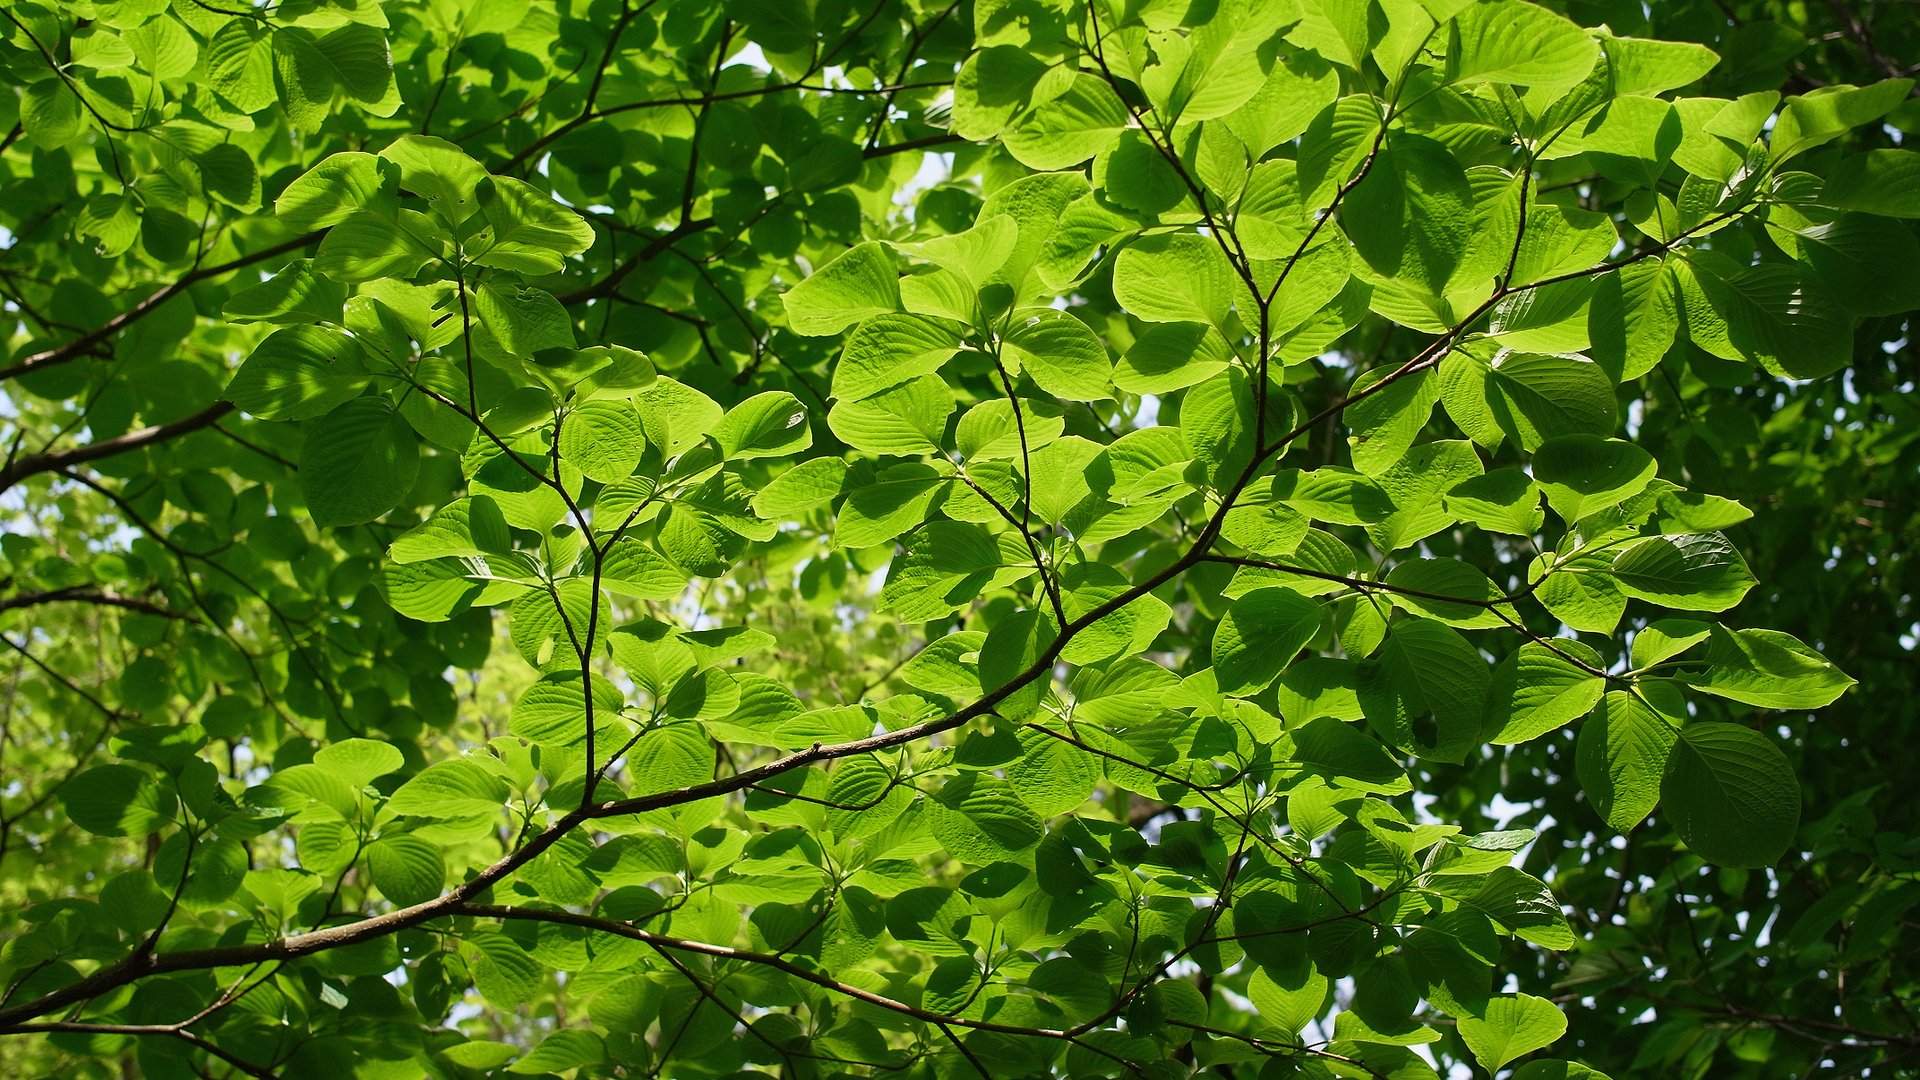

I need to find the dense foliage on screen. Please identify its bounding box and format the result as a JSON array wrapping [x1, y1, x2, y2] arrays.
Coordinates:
[[1, 0, 1915, 1076]]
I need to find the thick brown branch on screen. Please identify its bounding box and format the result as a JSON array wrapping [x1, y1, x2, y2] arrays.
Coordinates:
[[0, 233, 321, 382], [0, 586, 192, 621], [0, 401, 235, 493]]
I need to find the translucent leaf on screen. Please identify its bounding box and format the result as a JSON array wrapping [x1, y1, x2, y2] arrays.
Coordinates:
[[1113, 233, 1241, 328], [785, 243, 902, 336], [1447, 1, 1598, 89], [1001, 73, 1130, 171], [1457, 993, 1568, 1070], [313, 738, 404, 786], [300, 397, 420, 527], [387, 759, 511, 819], [926, 773, 1043, 863], [380, 134, 489, 222], [1001, 308, 1111, 401], [507, 1031, 606, 1075], [1532, 435, 1655, 523], [978, 608, 1057, 720], [1212, 588, 1326, 696], [833, 314, 962, 402], [60, 765, 173, 837], [1818, 149, 1920, 218], [223, 260, 348, 325], [1609, 533, 1756, 612], [275, 152, 394, 231], [1357, 615, 1489, 763], [367, 833, 445, 905], [1486, 642, 1605, 744], [1683, 626, 1855, 710], [713, 392, 811, 460], [224, 325, 369, 421], [1248, 963, 1328, 1035], [1576, 691, 1676, 833], [471, 175, 595, 274], [1670, 253, 1852, 379]]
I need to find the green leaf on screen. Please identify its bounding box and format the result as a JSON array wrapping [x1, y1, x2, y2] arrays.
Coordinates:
[[314, 209, 440, 282], [367, 833, 445, 905], [272, 25, 396, 129], [832, 465, 944, 548], [201, 145, 257, 207], [472, 175, 595, 274], [475, 280, 575, 360], [224, 325, 370, 421], [1670, 253, 1852, 379], [1368, 440, 1485, 551], [1248, 964, 1329, 1035], [1589, 259, 1680, 381], [1457, 993, 1568, 1070], [713, 392, 811, 460], [978, 608, 1057, 721], [389, 497, 510, 564], [1602, 33, 1719, 95], [1344, 135, 1475, 296], [879, 522, 1016, 623], [900, 633, 988, 700], [833, 314, 962, 402], [1357, 616, 1489, 763], [1462, 867, 1577, 950], [511, 672, 622, 746], [224, 260, 348, 326], [625, 724, 716, 797], [893, 215, 1019, 289], [1818, 149, 1920, 218], [1771, 80, 1909, 159], [1346, 367, 1439, 475], [1661, 722, 1801, 867], [599, 540, 691, 600], [380, 134, 489, 222], [60, 765, 173, 837], [1002, 73, 1131, 170], [274, 151, 393, 231], [1576, 691, 1676, 833], [1445, 470, 1543, 535], [926, 773, 1043, 864], [1007, 728, 1098, 818], [20, 79, 82, 149], [752, 458, 848, 517], [388, 759, 511, 819], [827, 377, 952, 457], [1683, 626, 1855, 710], [1212, 588, 1326, 696], [507, 1031, 606, 1075], [469, 932, 541, 1005], [1112, 233, 1241, 328], [298, 397, 420, 527], [785, 243, 902, 336], [1763, 202, 1920, 318], [313, 738, 404, 787], [1001, 308, 1111, 401], [1448, 1, 1598, 89], [1609, 533, 1756, 612], [557, 401, 646, 484], [1474, 353, 1617, 450], [1532, 435, 1656, 523], [1486, 642, 1605, 744]]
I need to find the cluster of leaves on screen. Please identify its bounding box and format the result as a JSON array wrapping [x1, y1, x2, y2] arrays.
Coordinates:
[[0, 0, 1913, 1077]]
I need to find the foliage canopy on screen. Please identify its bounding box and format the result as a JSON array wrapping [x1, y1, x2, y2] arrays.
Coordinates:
[[0, 0, 1915, 1077]]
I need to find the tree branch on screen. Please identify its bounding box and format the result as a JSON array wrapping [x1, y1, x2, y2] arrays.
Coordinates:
[[0, 233, 321, 383]]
